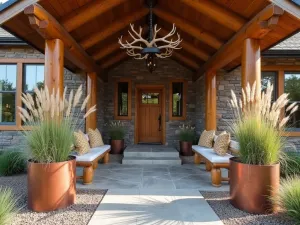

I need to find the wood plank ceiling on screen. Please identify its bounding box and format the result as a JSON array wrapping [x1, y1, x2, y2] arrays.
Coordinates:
[[1, 0, 300, 79]]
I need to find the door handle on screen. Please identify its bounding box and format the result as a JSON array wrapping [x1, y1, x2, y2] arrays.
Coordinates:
[[158, 114, 161, 131]]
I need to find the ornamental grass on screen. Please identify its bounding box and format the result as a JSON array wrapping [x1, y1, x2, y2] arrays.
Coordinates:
[[19, 85, 96, 163], [0, 187, 18, 225], [178, 124, 195, 142], [229, 82, 298, 165], [0, 151, 26, 176], [106, 121, 126, 140]]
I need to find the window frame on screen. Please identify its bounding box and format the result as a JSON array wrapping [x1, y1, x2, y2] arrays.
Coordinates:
[[169, 79, 187, 121], [262, 65, 300, 137], [0, 58, 44, 131], [114, 78, 132, 120]]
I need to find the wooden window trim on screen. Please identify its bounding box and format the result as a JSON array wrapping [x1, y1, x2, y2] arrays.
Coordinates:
[[0, 59, 45, 131], [169, 79, 187, 121], [262, 65, 300, 137], [114, 78, 132, 120]]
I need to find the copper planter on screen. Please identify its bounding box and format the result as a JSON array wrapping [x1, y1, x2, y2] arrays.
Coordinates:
[[27, 156, 76, 212], [230, 157, 280, 214], [179, 141, 194, 156], [110, 139, 124, 154]]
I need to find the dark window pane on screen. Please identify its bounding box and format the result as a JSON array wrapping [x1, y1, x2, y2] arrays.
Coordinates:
[[118, 82, 128, 116], [172, 82, 183, 117], [0, 64, 17, 91], [142, 93, 159, 104], [262, 71, 277, 100], [23, 64, 45, 92], [285, 72, 300, 131], [0, 93, 16, 123]]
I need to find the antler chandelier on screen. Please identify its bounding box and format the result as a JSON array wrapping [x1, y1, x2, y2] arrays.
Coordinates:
[[118, 0, 182, 73]]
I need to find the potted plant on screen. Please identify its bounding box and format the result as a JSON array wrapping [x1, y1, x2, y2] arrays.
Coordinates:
[[178, 124, 195, 156], [229, 82, 298, 214], [107, 121, 126, 154], [19, 85, 96, 212]]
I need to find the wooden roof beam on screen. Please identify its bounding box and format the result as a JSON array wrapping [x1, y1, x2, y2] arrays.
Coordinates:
[[61, 0, 127, 32], [24, 4, 101, 73], [101, 51, 128, 69], [80, 8, 148, 50], [194, 4, 284, 81], [153, 8, 224, 49], [181, 0, 246, 31], [172, 52, 200, 70], [269, 0, 300, 21], [159, 28, 210, 61]]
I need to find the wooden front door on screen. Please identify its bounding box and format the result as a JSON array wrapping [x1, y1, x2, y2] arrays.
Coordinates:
[[137, 89, 163, 143]]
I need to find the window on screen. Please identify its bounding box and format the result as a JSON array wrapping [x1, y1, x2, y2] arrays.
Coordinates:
[[262, 71, 278, 100], [114, 79, 131, 120], [285, 72, 300, 131], [0, 64, 17, 124], [142, 93, 159, 104], [23, 64, 45, 93], [169, 80, 187, 120]]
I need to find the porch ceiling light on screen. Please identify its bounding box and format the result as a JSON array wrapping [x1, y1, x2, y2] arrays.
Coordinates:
[[118, 0, 182, 73]]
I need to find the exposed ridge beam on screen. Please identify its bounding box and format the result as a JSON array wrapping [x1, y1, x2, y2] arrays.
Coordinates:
[[92, 27, 147, 61], [159, 28, 210, 61], [194, 4, 284, 81], [101, 51, 128, 69], [80, 8, 148, 50], [61, 0, 127, 32], [172, 52, 200, 70], [153, 8, 223, 49], [24, 4, 101, 73], [181, 0, 246, 31]]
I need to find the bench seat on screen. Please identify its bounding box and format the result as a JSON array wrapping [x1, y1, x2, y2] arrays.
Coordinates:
[[72, 145, 111, 162], [192, 145, 232, 163]]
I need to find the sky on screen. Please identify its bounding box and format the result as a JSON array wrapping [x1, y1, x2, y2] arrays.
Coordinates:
[[0, 0, 8, 3]]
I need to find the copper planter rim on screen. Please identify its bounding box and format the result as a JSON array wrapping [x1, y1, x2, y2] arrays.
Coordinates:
[[230, 157, 279, 167], [28, 155, 76, 165]]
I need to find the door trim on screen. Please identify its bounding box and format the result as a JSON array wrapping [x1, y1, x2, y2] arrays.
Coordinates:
[[135, 84, 166, 144]]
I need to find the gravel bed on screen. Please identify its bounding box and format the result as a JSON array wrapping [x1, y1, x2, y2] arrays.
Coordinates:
[[201, 191, 294, 225], [0, 174, 106, 225]]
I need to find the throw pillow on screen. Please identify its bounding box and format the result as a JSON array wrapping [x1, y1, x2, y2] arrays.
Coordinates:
[[88, 128, 104, 148], [214, 132, 231, 156], [74, 130, 90, 155], [198, 130, 215, 148]]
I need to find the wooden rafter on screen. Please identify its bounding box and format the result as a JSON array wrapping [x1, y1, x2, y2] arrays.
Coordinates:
[[0, 0, 39, 25], [24, 4, 100, 73], [61, 0, 127, 32], [153, 8, 224, 49], [269, 0, 300, 21], [80, 8, 148, 50], [159, 28, 210, 61], [194, 4, 284, 81], [181, 0, 246, 31], [101, 51, 128, 69], [172, 52, 200, 70]]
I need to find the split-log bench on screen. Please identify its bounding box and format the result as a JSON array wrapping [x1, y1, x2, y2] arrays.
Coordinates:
[[71, 145, 111, 184], [192, 139, 239, 187]]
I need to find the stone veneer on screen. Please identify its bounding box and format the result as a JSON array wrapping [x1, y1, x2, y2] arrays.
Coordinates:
[[0, 46, 86, 149]]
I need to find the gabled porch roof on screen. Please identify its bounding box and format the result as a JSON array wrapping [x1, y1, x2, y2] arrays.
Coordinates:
[[0, 0, 299, 81]]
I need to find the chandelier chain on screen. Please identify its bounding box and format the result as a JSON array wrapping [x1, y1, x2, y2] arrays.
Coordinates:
[[149, 0, 153, 41]]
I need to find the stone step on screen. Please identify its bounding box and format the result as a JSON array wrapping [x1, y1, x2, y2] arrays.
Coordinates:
[[122, 157, 182, 165], [124, 149, 179, 158]]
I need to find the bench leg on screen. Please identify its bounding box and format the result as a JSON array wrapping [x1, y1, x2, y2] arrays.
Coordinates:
[[194, 153, 201, 164], [103, 153, 109, 164], [83, 165, 94, 185], [93, 161, 99, 169], [206, 161, 212, 171], [211, 168, 221, 187]]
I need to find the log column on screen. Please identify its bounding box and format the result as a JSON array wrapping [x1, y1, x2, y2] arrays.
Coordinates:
[[86, 72, 97, 131], [45, 39, 64, 94], [205, 71, 217, 131], [242, 38, 261, 99]]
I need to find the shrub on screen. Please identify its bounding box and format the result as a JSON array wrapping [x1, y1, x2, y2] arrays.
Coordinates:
[[178, 124, 195, 142], [0, 187, 18, 225], [107, 121, 126, 140], [274, 177, 300, 224], [0, 151, 26, 176], [19, 85, 96, 163], [229, 82, 298, 165], [281, 152, 300, 177]]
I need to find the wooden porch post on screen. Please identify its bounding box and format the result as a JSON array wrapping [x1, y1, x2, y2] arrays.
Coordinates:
[[242, 38, 261, 98], [205, 71, 217, 130], [45, 39, 64, 95], [86, 72, 97, 131]]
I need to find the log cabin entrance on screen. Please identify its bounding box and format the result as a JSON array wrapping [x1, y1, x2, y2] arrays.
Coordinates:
[[135, 85, 165, 144]]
